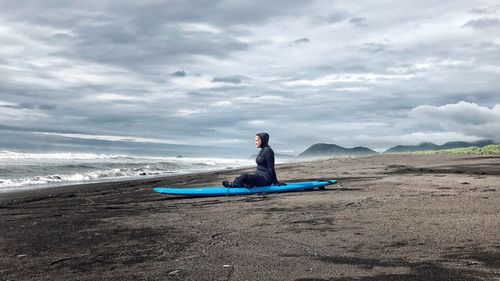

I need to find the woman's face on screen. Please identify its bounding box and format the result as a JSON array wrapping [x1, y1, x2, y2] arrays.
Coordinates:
[[255, 135, 262, 148]]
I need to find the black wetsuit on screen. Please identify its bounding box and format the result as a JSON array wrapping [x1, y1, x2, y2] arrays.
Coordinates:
[[232, 133, 279, 187]]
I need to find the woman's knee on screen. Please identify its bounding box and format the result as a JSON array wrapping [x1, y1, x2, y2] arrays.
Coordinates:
[[233, 173, 249, 187], [236, 173, 249, 181]]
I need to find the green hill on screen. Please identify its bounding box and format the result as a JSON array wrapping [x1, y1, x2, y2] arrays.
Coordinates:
[[413, 144, 500, 155], [385, 140, 494, 153]]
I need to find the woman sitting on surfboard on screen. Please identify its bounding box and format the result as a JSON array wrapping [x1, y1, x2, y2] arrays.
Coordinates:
[[223, 132, 283, 188]]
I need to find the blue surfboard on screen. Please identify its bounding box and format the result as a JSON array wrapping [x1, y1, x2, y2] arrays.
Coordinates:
[[154, 179, 337, 197]]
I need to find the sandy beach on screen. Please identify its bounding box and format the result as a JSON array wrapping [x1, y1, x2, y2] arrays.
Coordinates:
[[0, 154, 499, 281]]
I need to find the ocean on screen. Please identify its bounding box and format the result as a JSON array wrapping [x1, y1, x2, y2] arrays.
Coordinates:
[[0, 151, 254, 192]]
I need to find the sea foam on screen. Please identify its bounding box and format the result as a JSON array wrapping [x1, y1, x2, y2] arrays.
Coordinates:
[[0, 151, 254, 192]]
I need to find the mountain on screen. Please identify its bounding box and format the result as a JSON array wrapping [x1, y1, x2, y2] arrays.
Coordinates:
[[439, 140, 494, 149], [298, 143, 378, 158], [384, 140, 495, 153], [384, 142, 440, 153]]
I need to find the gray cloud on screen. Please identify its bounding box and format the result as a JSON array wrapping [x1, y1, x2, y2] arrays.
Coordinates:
[[0, 0, 310, 72], [360, 42, 389, 53], [462, 17, 500, 29], [410, 102, 500, 141], [291, 38, 310, 46], [1, 0, 310, 27], [469, 4, 500, 14], [212, 76, 242, 84], [172, 70, 187, 77], [310, 10, 350, 25], [349, 17, 368, 27], [1, 0, 499, 155], [59, 24, 250, 68], [2, 103, 56, 111], [0, 104, 24, 110]]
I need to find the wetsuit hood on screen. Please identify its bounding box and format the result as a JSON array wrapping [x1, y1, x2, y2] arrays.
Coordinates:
[[256, 132, 269, 148]]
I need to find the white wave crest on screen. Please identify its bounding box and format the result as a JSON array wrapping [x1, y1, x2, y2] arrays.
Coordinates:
[[0, 152, 255, 192]]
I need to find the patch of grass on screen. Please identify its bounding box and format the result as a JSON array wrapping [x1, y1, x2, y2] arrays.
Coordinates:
[[414, 144, 500, 155]]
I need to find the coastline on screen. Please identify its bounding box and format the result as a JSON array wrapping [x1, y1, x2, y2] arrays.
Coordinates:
[[0, 168, 249, 201], [0, 157, 321, 201], [0, 152, 257, 196], [1, 154, 499, 281], [0, 164, 257, 201]]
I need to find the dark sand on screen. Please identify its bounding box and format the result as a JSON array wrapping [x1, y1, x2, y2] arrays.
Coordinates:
[[1, 154, 499, 281]]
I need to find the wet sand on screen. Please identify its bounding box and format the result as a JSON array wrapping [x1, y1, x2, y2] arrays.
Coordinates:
[[1, 154, 499, 281]]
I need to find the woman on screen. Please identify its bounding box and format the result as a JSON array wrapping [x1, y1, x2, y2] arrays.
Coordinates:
[[223, 132, 282, 188]]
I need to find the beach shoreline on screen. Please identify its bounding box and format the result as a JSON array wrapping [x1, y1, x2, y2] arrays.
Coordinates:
[[0, 157, 319, 201], [0, 166, 251, 201], [1, 154, 499, 281]]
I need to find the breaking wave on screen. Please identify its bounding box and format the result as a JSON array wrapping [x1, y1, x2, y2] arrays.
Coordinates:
[[0, 151, 253, 192]]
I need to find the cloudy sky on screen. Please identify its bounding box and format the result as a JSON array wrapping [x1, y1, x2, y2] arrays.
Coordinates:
[[1, 0, 499, 156]]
